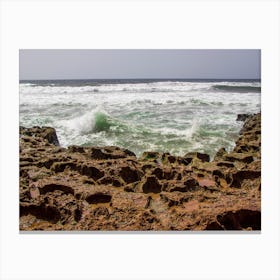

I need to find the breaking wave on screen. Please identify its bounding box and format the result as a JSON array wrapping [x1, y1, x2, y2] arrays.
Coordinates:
[[61, 110, 116, 134], [20, 79, 261, 157]]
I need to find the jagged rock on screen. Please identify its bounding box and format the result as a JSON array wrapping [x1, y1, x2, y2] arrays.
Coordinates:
[[40, 127, 60, 146], [214, 147, 227, 161], [141, 163, 155, 172], [228, 170, 261, 188], [90, 146, 136, 160], [162, 153, 177, 164], [141, 151, 161, 162], [19, 113, 261, 231], [51, 161, 77, 172], [152, 167, 175, 180], [141, 175, 162, 193], [68, 145, 85, 153], [236, 114, 251, 121], [224, 152, 254, 164], [184, 152, 210, 163], [119, 166, 142, 184], [20, 126, 59, 146]]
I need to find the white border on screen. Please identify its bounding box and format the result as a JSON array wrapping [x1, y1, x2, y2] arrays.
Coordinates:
[[1, 1, 280, 279]]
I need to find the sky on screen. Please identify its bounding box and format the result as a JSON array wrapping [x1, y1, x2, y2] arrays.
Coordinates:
[[19, 49, 261, 80]]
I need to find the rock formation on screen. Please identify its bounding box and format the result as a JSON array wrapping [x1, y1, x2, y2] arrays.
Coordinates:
[[19, 113, 261, 231]]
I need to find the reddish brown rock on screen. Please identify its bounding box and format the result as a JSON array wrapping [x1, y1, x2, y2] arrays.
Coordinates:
[[19, 113, 261, 231]]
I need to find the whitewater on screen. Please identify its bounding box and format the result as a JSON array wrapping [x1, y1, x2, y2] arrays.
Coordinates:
[[19, 79, 261, 158]]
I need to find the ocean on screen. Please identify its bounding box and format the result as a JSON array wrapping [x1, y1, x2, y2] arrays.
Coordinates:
[[19, 79, 261, 158]]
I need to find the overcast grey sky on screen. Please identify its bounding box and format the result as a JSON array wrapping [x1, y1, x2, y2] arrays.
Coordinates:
[[19, 49, 260, 80]]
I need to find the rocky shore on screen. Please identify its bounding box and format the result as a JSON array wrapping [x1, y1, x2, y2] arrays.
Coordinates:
[[19, 113, 261, 231]]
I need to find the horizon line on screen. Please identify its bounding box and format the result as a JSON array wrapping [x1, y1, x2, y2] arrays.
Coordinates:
[[19, 77, 261, 81]]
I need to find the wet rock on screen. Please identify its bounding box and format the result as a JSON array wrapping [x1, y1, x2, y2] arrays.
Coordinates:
[[236, 114, 251, 121]]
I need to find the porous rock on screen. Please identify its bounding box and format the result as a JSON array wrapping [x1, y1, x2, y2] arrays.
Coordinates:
[[19, 113, 261, 231]]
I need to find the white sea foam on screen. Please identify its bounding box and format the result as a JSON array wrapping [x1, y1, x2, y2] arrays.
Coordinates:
[[19, 80, 261, 157]]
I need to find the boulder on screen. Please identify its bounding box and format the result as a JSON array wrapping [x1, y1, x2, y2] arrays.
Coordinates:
[[40, 127, 60, 146], [20, 126, 59, 146]]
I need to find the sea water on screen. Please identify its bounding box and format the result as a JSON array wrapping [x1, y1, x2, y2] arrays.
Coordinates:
[[19, 79, 261, 158]]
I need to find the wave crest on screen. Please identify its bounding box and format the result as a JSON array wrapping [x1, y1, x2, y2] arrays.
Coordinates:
[[61, 110, 113, 135]]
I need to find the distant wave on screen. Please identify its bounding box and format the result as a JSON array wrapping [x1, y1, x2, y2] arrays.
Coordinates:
[[20, 80, 261, 95], [212, 85, 261, 93]]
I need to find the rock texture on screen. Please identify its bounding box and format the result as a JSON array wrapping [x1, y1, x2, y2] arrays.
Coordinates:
[[19, 114, 261, 231]]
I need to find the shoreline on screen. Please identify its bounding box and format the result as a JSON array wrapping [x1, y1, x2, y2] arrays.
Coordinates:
[[19, 113, 261, 231]]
